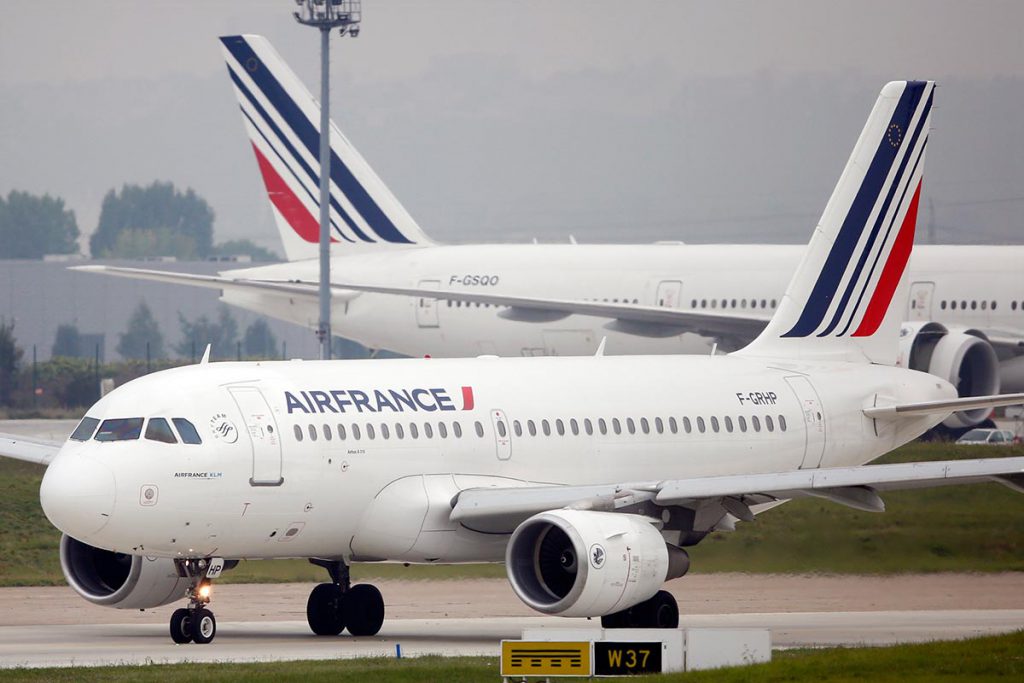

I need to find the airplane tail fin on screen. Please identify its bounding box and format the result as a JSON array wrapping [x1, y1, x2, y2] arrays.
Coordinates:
[[737, 81, 934, 365], [219, 35, 433, 262]]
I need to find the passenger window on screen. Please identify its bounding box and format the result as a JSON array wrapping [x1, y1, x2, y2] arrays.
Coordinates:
[[778, 415, 787, 432], [696, 417, 706, 433], [668, 417, 677, 434], [752, 416, 761, 432], [454, 422, 463, 438], [584, 419, 593, 436], [626, 418, 636, 434], [70, 416, 100, 441], [96, 417, 144, 442], [352, 424, 362, 440], [145, 418, 177, 444], [495, 421, 505, 438], [683, 417, 692, 434], [738, 416, 747, 432], [612, 418, 621, 435], [395, 423, 405, 439], [381, 423, 391, 439], [475, 421, 485, 437], [640, 418, 650, 434], [724, 416, 734, 433], [323, 424, 333, 441], [655, 417, 664, 434], [570, 419, 579, 436], [366, 424, 376, 440], [337, 424, 347, 440], [439, 422, 449, 438], [555, 419, 565, 436], [424, 423, 434, 438], [294, 424, 303, 442], [409, 423, 418, 439], [542, 420, 551, 436], [766, 416, 775, 432], [528, 420, 537, 436], [513, 420, 522, 437], [710, 416, 720, 433], [308, 424, 318, 441], [173, 418, 202, 445], [598, 418, 607, 435]]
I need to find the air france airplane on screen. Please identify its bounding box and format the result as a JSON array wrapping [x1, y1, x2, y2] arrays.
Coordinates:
[[5, 81, 1023, 645], [75, 35, 1024, 434]]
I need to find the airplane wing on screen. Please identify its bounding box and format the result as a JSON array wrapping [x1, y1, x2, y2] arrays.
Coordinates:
[[864, 392, 1024, 418], [450, 456, 1024, 533], [69, 266, 359, 302], [0, 433, 62, 466], [327, 281, 770, 342]]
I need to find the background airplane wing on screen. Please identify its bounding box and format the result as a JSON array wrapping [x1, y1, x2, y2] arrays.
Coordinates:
[[0, 434, 62, 466], [450, 456, 1024, 532]]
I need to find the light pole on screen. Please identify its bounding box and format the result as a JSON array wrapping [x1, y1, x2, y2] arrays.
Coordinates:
[[293, 0, 361, 360]]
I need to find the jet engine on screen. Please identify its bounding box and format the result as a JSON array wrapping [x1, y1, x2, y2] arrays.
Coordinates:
[[505, 510, 688, 617], [60, 535, 191, 609], [899, 322, 1000, 428]]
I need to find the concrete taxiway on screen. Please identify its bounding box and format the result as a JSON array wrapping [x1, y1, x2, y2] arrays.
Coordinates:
[[1, 575, 1022, 668]]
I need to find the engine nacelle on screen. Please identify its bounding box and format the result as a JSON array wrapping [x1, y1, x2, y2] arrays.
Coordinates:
[[898, 322, 1000, 428], [60, 535, 190, 609], [505, 510, 688, 618]]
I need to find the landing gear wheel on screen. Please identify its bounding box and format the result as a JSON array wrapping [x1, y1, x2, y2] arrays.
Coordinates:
[[191, 608, 217, 644], [601, 610, 629, 629], [641, 590, 679, 629], [307, 582, 347, 636], [170, 607, 193, 644], [345, 584, 385, 636]]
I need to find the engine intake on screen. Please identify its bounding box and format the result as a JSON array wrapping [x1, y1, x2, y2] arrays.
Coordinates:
[[60, 535, 190, 609], [505, 510, 688, 617]]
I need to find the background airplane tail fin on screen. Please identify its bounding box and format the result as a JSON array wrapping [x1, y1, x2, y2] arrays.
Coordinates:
[[738, 80, 934, 365], [219, 34, 433, 262]]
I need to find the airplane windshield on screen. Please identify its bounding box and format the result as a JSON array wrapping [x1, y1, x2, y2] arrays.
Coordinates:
[[95, 418, 144, 442], [69, 417, 100, 442]]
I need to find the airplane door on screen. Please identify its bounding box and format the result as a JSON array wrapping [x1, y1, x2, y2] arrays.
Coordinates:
[[490, 409, 511, 460], [784, 376, 826, 469], [656, 280, 683, 308], [908, 281, 935, 321], [416, 279, 440, 328], [229, 386, 283, 486]]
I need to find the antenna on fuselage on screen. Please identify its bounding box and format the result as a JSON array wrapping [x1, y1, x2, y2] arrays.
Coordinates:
[[199, 344, 212, 365], [595, 336, 607, 357]]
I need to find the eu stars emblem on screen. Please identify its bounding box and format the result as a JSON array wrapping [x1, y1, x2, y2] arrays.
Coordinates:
[[887, 122, 903, 148]]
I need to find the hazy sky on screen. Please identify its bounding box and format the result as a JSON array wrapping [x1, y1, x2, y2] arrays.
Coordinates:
[[2, 1, 1023, 253]]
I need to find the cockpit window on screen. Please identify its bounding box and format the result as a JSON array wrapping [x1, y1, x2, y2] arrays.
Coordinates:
[[95, 418, 144, 442], [70, 417, 100, 442], [145, 418, 178, 444], [172, 418, 202, 445]]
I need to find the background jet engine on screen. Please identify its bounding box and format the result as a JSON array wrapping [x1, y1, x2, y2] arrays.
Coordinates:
[[899, 322, 1001, 429], [59, 535, 191, 609], [505, 509, 688, 617]]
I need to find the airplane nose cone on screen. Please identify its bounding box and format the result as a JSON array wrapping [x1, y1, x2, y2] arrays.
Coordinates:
[[40, 455, 116, 538]]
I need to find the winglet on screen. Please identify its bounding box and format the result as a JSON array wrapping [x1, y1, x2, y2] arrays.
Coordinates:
[[200, 344, 212, 365]]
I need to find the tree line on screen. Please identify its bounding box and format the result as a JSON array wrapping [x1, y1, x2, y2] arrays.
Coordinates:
[[0, 182, 277, 261]]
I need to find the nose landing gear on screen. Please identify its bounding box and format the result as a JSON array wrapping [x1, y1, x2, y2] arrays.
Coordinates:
[[170, 557, 223, 644], [307, 559, 385, 637]]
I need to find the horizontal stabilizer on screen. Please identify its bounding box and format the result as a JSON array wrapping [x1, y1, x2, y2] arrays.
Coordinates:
[[864, 393, 1024, 419]]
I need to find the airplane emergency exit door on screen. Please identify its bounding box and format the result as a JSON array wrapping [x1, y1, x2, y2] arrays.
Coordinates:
[[229, 386, 284, 486]]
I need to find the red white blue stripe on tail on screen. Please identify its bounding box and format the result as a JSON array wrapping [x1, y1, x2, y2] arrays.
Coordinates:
[[219, 35, 430, 261], [739, 81, 934, 365]]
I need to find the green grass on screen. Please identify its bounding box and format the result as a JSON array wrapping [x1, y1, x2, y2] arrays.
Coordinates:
[[2, 442, 1023, 586], [1, 631, 1022, 682]]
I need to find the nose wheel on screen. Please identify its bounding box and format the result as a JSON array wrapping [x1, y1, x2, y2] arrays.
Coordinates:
[[307, 559, 385, 637], [169, 558, 222, 644]]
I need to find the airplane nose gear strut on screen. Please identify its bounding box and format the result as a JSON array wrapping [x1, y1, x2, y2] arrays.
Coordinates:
[[307, 558, 385, 637], [170, 557, 224, 644]]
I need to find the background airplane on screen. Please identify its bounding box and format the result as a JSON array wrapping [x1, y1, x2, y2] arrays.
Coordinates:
[[76, 35, 1024, 432], [6, 80, 1023, 646]]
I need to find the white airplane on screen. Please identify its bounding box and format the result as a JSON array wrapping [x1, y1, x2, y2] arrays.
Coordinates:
[[5, 80, 1023, 645], [74, 35, 1024, 433]]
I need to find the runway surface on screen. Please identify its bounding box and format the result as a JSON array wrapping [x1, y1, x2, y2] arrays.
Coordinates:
[[2, 575, 1023, 668]]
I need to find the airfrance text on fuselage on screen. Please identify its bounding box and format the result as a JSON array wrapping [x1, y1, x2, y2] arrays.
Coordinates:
[[285, 387, 475, 414]]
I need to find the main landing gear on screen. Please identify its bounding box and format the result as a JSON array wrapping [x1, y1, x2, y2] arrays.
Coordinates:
[[306, 559, 385, 637], [170, 558, 224, 644], [601, 590, 679, 629]]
